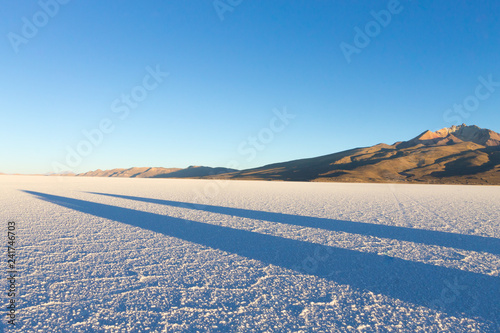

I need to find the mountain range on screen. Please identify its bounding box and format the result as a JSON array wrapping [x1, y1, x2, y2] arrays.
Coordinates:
[[50, 166, 238, 179], [17, 124, 500, 185], [209, 124, 500, 185]]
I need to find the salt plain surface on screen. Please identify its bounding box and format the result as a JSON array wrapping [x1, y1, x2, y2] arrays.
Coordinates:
[[0, 175, 499, 332]]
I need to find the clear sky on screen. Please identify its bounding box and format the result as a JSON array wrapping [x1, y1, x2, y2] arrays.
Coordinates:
[[1, 0, 499, 174]]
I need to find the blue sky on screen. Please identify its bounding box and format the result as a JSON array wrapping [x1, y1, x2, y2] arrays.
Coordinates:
[[1, 0, 499, 174]]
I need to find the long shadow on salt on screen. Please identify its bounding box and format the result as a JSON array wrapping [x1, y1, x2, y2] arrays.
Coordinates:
[[89, 192, 500, 256], [24, 191, 500, 327]]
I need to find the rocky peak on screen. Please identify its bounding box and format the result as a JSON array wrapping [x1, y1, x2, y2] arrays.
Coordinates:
[[400, 124, 500, 148]]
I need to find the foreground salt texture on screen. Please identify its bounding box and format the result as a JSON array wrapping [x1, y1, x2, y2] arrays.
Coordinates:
[[0, 176, 499, 332]]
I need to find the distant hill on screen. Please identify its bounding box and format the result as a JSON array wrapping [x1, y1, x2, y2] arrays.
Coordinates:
[[71, 166, 238, 179], [153, 166, 238, 178], [77, 167, 181, 178], [46, 171, 76, 176], [207, 124, 500, 185]]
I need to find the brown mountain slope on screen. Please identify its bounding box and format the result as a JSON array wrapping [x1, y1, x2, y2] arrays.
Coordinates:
[[77, 167, 181, 178], [209, 125, 500, 185], [74, 166, 238, 179], [153, 166, 238, 178]]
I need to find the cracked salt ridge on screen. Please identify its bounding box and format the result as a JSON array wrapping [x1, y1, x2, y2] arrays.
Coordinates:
[[1, 176, 499, 332]]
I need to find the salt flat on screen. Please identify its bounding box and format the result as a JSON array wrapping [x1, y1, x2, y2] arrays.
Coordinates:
[[1, 175, 499, 332]]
